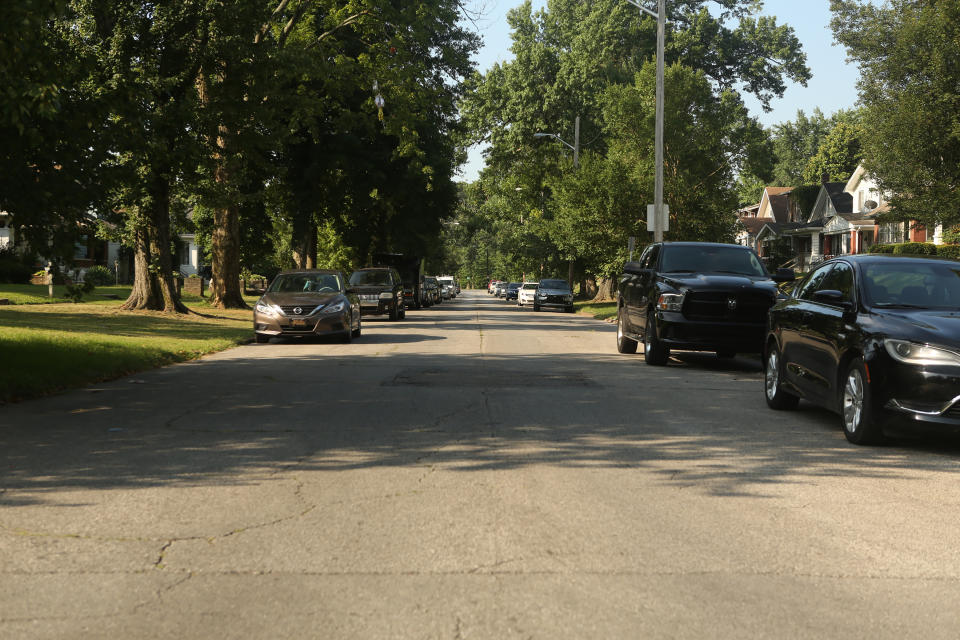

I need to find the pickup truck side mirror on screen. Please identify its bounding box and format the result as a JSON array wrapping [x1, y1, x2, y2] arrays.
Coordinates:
[[772, 268, 795, 283], [623, 261, 649, 275]]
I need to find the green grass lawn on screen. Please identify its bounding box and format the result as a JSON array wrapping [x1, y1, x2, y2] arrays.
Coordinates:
[[0, 296, 255, 404], [574, 300, 617, 320]]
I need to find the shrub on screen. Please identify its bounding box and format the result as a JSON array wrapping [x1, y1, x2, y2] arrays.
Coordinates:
[[942, 226, 960, 245], [936, 244, 960, 260], [893, 242, 938, 255], [0, 247, 35, 284], [869, 244, 895, 253], [64, 281, 94, 303], [83, 265, 114, 286]]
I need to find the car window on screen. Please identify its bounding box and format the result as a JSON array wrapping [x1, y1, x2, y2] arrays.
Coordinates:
[[540, 279, 570, 289], [863, 262, 960, 309], [794, 263, 835, 300], [349, 270, 391, 286], [267, 273, 342, 293], [640, 245, 659, 269], [817, 261, 855, 303], [522, 283, 538, 290]]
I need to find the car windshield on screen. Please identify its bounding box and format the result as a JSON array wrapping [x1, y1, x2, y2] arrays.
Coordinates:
[[268, 273, 342, 293], [660, 245, 767, 276], [540, 279, 570, 290], [522, 283, 538, 290], [863, 262, 960, 309], [349, 270, 391, 286], [508, 283, 521, 290]]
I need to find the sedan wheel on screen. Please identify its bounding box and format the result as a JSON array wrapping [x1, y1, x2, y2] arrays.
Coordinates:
[[764, 344, 798, 410], [616, 308, 637, 354], [841, 359, 884, 445], [351, 313, 362, 338]]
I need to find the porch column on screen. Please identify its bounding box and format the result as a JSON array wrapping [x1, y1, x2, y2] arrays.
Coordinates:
[[809, 231, 820, 259]]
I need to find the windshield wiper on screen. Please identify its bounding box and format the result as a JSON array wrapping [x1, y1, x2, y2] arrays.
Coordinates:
[[872, 302, 929, 309]]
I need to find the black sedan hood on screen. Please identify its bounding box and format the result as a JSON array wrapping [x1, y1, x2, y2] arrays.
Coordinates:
[[661, 273, 778, 293], [872, 309, 960, 347]]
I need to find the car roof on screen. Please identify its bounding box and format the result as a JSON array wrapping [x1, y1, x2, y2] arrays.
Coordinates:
[[822, 254, 960, 266], [353, 266, 393, 271], [659, 241, 752, 249]]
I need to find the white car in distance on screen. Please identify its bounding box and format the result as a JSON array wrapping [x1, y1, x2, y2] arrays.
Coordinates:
[[517, 282, 539, 306]]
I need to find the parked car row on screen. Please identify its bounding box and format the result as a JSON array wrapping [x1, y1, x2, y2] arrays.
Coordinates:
[[615, 242, 960, 445], [253, 267, 458, 344], [488, 278, 575, 312]]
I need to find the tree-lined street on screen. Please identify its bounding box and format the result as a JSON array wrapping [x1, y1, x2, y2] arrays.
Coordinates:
[[5, 292, 960, 638]]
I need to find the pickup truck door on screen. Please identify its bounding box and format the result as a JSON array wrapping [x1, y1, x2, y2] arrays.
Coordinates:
[[631, 244, 659, 330]]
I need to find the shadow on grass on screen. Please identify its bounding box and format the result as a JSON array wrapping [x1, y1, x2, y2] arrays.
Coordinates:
[[0, 307, 250, 340]]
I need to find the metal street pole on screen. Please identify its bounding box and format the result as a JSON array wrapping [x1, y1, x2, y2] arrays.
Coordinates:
[[625, 0, 666, 242], [654, 0, 665, 243], [573, 115, 580, 169]]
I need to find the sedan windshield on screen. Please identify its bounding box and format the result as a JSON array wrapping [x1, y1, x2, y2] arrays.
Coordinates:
[[863, 262, 960, 309], [539, 279, 570, 290], [660, 245, 767, 276], [521, 283, 539, 290], [349, 270, 391, 286], [268, 273, 342, 293]]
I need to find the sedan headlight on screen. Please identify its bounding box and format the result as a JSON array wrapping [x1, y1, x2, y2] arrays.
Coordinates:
[[255, 301, 279, 317], [321, 300, 347, 314], [657, 292, 685, 312], [884, 339, 960, 367]]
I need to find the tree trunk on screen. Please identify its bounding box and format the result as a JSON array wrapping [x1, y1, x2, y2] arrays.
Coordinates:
[[210, 201, 246, 308], [292, 219, 317, 269], [592, 276, 616, 302], [583, 275, 598, 300], [120, 173, 188, 313]]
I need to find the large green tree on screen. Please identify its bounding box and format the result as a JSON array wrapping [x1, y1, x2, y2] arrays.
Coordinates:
[[832, 0, 960, 227]]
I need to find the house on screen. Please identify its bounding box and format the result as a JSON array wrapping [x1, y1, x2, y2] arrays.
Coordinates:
[[735, 187, 798, 253]]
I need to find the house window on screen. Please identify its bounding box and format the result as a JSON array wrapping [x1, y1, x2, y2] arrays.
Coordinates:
[[74, 235, 90, 260], [879, 222, 905, 244]]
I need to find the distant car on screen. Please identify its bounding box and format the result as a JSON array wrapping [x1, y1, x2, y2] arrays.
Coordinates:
[[495, 281, 508, 297], [488, 280, 501, 294], [254, 270, 361, 343], [438, 276, 455, 299], [764, 254, 960, 445], [534, 278, 574, 313], [349, 267, 406, 321], [518, 282, 538, 306], [424, 276, 441, 305], [505, 282, 521, 301]]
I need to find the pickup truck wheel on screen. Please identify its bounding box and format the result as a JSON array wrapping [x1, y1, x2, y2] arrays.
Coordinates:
[[388, 303, 399, 321], [764, 344, 799, 410], [643, 310, 669, 366], [616, 309, 638, 354]]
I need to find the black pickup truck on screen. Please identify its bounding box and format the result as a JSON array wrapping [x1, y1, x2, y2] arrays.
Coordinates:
[[616, 242, 794, 365]]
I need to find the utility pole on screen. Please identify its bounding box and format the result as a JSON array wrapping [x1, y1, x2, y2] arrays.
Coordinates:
[[573, 115, 580, 169], [626, 0, 666, 242]]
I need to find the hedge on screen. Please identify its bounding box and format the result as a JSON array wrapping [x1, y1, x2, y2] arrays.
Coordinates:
[[868, 242, 960, 259]]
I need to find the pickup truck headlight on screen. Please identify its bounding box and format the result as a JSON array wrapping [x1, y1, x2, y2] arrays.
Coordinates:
[[657, 292, 685, 312], [884, 340, 960, 367], [379, 291, 394, 300]]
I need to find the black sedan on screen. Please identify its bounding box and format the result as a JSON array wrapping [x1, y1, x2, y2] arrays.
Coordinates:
[[764, 254, 960, 444]]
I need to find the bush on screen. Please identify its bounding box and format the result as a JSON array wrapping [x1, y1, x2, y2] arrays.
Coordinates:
[[869, 244, 895, 253], [64, 281, 94, 303], [942, 226, 960, 245], [893, 242, 938, 255], [83, 265, 114, 286], [0, 247, 35, 284], [936, 244, 960, 260]]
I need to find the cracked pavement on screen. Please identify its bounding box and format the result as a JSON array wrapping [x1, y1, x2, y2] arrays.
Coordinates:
[[4, 291, 960, 638]]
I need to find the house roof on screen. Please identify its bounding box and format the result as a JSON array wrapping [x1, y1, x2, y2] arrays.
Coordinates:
[[739, 217, 768, 235], [768, 193, 794, 224]]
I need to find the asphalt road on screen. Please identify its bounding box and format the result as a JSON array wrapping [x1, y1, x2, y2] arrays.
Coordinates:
[[4, 290, 960, 638]]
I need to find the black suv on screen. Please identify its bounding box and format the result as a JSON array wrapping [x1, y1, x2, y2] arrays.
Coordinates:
[[616, 242, 793, 364], [348, 267, 406, 320]]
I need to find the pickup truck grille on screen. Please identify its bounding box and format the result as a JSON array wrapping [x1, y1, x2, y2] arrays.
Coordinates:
[[683, 291, 773, 323]]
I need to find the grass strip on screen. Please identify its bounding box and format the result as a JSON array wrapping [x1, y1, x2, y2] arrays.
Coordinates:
[[574, 300, 617, 320], [0, 303, 253, 404]]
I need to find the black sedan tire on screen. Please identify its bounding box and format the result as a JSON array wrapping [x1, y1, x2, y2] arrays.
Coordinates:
[[389, 303, 399, 321], [841, 358, 885, 445], [533, 303, 540, 312], [351, 314, 362, 338], [764, 343, 799, 410], [616, 308, 638, 354], [643, 309, 670, 366]]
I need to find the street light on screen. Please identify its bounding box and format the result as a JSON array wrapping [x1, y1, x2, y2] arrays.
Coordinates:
[[625, 0, 666, 242], [533, 115, 580, 169]]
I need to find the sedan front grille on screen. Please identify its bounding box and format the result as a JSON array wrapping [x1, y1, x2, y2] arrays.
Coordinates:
[[279, 304, 321, 316], [683, 291, 773, 323]]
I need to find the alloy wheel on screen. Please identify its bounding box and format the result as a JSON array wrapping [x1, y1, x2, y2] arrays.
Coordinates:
[[765, 350, 780, 401], [843, 369, 864, 433]]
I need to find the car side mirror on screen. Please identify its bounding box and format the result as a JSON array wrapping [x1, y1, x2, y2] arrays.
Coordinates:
[[773, 268, 795, 283], [623, 261, 646, 275], [813, 289, 853, 311]]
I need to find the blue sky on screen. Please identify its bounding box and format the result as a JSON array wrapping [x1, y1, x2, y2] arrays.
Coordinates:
[[459, 0, 861, 181]]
